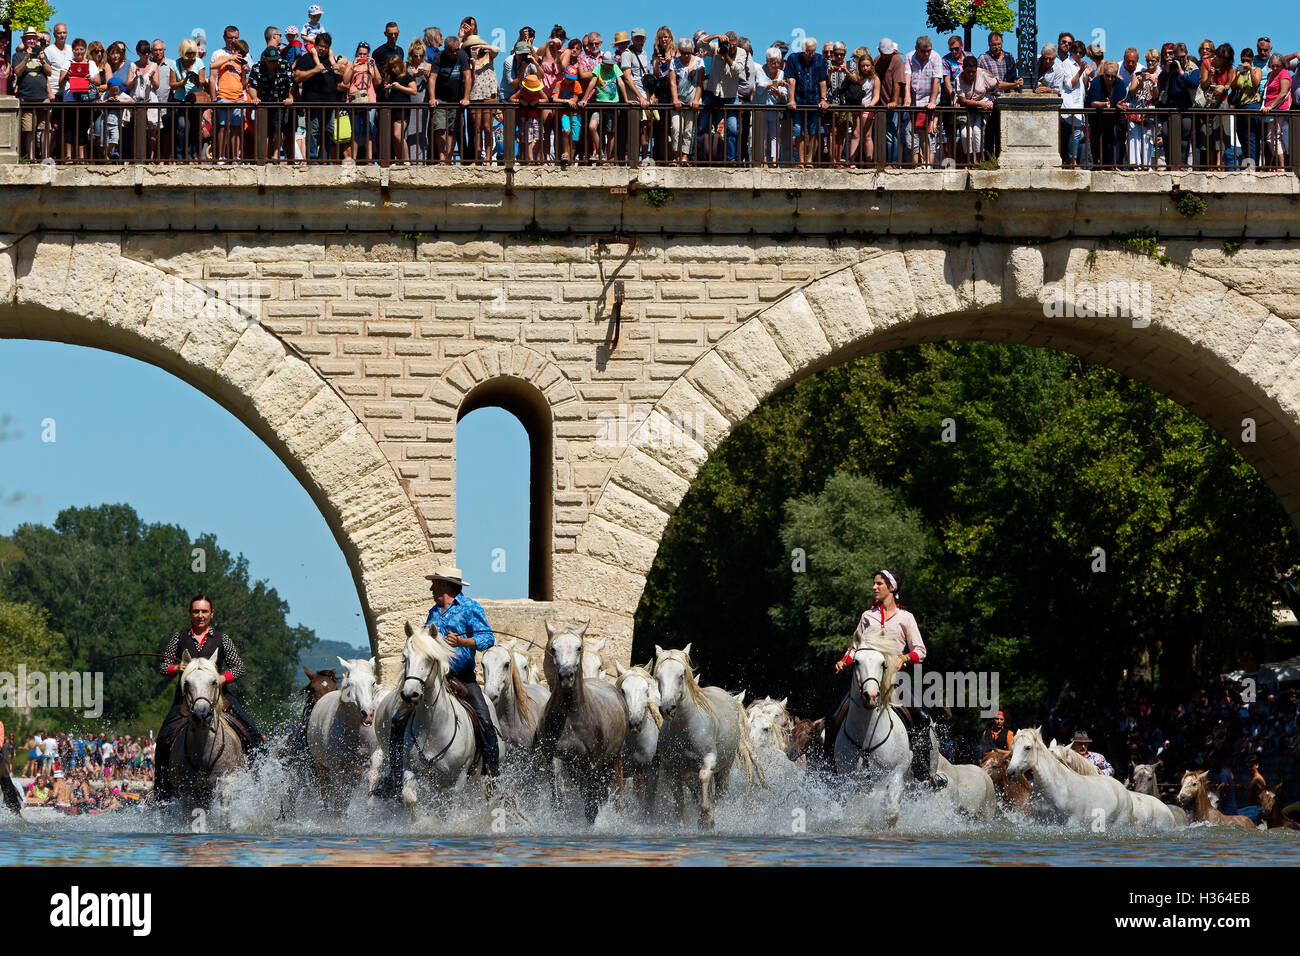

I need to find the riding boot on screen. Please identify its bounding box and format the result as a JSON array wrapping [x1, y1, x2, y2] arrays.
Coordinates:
[[908, 707, 947, 790], [152, 763, 174, 802], [372, 707, 411, 800], [1, 773, 21, 816]]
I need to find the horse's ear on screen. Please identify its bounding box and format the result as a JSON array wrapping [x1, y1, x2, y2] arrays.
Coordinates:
[[337, 656, 351, 673], [812, 718, 825, 731], [592, 636, 606, 652], [545, 621, 556, 640], [779, 697, 788, 709], [1154, 758, 1162, 769], [180, 650, 192, 668], [735, 690, 746, 705], [303, 666, 314, 680], [682, 642, 692, 661], [575, 622, 589, 639], [654, 644, 664, 659], [1049, 738, 1057, 749], [503, 637, 516, 651], [404, 621, 415, 638], [615, 662, 627, 677], [368, 657, 376, 670]]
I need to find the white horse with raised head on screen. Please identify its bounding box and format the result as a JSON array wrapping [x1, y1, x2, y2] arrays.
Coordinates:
[[833, 632, 913, 826], [373, 621, 503, 819], [1128, 761, 1186, 827], [654, 644, 764, 828], [306, 656, 386, 812], [614, 662, 662, 817], [1007, 728, 1133, 829]]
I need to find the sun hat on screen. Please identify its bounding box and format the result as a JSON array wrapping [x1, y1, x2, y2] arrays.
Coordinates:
[[22, 27, 39, 38], [601, 50, 614, 65], [879, 38, 896, 55], [614, 31, 630, 44], [521, 74, 544, 93], [425, 567, 471, 587], [1071, 731, 1093, 744], [463, 34, 486, 48]]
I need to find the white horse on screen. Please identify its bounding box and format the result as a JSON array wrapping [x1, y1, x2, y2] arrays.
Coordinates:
[[1007, 728, 1133, 829], [654, 644, 763, 828], [375, 621, 503, 819], [934, 740, 997, 822], [745, 703, 806, 796], [582, 637, 611, 682], [614, 662, 662, 817], [306, 657, 386, 812], [746, 697, 794, 742], [514, 650, 545, 687], [482, 640, 548, 753], [168, 652, 246, 820], [1128, 761, 1186, 827], [833, 633, 913, 826]]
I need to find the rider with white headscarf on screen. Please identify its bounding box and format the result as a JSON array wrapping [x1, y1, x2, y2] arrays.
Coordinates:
[[825, 568, 946, 789]]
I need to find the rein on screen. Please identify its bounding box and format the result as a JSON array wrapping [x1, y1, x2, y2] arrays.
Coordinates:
[[845, 652, 894, 758], [400, 657, 465, 768]]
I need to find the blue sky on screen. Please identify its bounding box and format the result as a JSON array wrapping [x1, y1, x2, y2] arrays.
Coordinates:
[[0, 342, 528, 650], [25, 1, 1299, 68]]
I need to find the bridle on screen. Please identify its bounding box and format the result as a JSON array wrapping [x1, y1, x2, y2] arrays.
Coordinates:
[[399, 651, 463, 767], [843, 648, 894, 757]]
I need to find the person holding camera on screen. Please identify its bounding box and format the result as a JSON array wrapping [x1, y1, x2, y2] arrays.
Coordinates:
[[345, 42, 380, 162], [697, 31, 749, 164], [167, 40, 207, 161], [1156, 42, 1199, 166], [11, 28, 53, 160]]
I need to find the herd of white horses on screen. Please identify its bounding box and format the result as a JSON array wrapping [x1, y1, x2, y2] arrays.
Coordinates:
[[168, 622, 1287, 833]]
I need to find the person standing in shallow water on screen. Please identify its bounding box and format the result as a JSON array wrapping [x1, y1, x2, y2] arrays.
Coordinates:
[[825, 568, 946, 789]]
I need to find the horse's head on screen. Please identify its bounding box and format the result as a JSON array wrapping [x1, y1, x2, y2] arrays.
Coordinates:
[[980, 748, 1008, 779], [747, 697, 793, 737], [180, 652, 224, 733], [581, 636, 607, 681], [653, 644, 694, 719], [747, 710, 781, 751], [545, 621, 588, 691], [850, 644, 889, 710], [1260, 787, 1277, 816], [400, 621, 451, 703], [1178, 770, 1207, 808], [1131, 763, 1157, 794], [338, 656, 378, 727], [303, 667, 339, 704], [1005, 726, 1041, 782], [615, 663, 660, 731], [481, 641, 515, 705]]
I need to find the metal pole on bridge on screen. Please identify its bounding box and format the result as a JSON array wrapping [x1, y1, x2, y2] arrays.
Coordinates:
[[1016, 0, 1038, 86]]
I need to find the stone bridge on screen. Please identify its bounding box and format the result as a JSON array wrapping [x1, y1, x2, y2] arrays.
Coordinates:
[[3, 101, 1300, 682]]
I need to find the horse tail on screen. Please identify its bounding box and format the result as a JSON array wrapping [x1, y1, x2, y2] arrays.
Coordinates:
[[734, 695, 768, 793]]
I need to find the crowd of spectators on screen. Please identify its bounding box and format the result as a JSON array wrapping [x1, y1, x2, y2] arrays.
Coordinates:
[[6, 9, 1295, 169], [13, 730, 154, 784]]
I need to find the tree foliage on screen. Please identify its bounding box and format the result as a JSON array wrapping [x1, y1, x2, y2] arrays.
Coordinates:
[[632, 343, 1299, 727], [0, 503, 316, 730]]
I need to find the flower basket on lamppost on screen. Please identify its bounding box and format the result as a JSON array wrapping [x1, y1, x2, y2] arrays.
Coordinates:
[[925, 0, 1017, 52]]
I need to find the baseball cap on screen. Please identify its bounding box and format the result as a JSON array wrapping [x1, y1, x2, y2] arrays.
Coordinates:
[[191, 27, 206, 41], [631, 28, 647, 39], [308, 4, 323, 15], [513, 40, 533, 56], [601, 50, 614, 64], [285, 24, 299, 36], [879, 38, 897, 55], [261, 46, 282, 62]]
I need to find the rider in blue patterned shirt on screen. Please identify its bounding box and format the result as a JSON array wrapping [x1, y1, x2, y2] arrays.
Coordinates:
[[374, 567, 500, 799]]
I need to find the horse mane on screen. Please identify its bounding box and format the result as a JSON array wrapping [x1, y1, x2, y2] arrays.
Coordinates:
[[409, 625, 452, 676], [1054, 745, 1101, 776], [732, 692, 768, 792], [747, 697, 794, 733], [507, 649, 538, 731], [655, 649, 715, 721], [615, 666, 663, 728], [852, 630, 901, 705], [747, 705, 790, 751]]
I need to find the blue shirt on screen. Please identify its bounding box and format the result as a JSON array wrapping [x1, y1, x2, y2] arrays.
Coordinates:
[[424, 593, 494, 675], [785, 52, 826, 105]]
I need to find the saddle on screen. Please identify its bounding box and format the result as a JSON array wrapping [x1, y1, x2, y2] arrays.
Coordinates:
[[447, 678, 484, 739]]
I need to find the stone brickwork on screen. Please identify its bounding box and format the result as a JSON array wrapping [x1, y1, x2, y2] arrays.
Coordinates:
[[4, 163, 1300, 684]]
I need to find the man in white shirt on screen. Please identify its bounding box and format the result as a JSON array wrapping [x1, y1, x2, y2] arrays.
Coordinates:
[[702, 30, 750, 163], [617, 27, 655, 162], [1039, 41, 1091, 166]]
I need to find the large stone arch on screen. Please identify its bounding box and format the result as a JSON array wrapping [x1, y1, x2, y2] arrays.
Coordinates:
[[573, 240, 1300, 661], [0, 233, 432, 670]]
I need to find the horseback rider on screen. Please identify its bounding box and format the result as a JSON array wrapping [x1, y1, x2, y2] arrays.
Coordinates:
[[374, 567, 500, 799], [152, 594, 265, 801], [826, 568, 946, 789], [977, 710, 1015, 759]]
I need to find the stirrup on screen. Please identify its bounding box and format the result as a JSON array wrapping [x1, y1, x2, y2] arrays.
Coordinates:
[[926, 771, 949, 791]]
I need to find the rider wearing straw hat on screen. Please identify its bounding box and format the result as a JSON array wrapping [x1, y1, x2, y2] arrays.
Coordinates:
[[374, 567, 500, 798], [826, 568, 946, 789]]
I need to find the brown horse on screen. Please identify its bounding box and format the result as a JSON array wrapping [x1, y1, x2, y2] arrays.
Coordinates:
[[1177, 771, 1255, 829], [1259, 787, 1300, 830], [277, 667, 339, 819], [785, 718, 825, 768], [981, 748, 1032, 812]]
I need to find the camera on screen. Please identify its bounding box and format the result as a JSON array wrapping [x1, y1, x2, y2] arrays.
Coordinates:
[[717, 39, 731, 57]]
